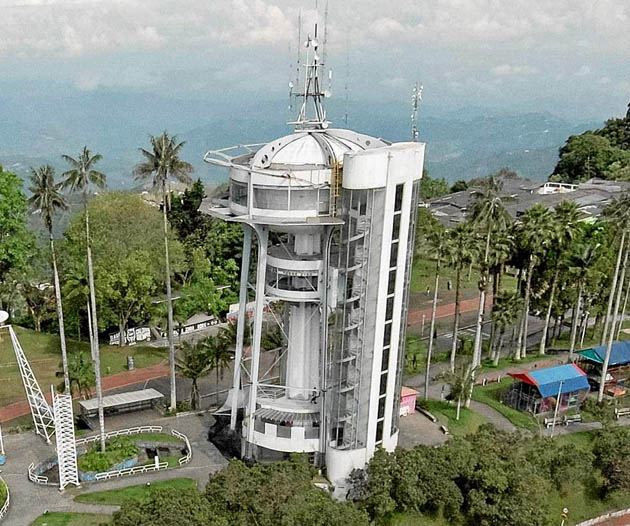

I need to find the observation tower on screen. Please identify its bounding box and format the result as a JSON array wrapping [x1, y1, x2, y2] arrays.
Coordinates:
[[203, 31, 425, 485]]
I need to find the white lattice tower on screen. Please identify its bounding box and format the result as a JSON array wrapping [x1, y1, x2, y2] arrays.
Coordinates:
[[6, 325, 55, 443], [53, 391, 79, 490]]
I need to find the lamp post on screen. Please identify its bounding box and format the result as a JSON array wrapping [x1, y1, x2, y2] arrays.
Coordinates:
[[550, 380, 564, 438], [560, 507, 569, 526]]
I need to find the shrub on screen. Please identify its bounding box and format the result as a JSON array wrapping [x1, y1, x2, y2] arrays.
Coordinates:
[[78, 436, 138, 473]]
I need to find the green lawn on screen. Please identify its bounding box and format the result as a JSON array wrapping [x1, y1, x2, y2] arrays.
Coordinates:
[[0, 326, 166, 407], [30, 512, 110, 526], [74, 478, 196, 506], [472, 378, 539, 432], [422, 400, 488, 437], [410, 257, 518, 305]]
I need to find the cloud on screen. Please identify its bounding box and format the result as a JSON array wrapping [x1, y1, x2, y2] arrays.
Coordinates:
[[575, 65, 591, 76], [491, 64, 537, 77]]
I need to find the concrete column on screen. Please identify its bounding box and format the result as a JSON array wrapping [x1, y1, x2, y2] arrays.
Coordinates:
[[230, 226, 252, 431], [246, 227, 269, 449]]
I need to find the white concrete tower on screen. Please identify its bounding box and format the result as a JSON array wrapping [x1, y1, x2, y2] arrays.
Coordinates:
[[202, 31, 424, 486]]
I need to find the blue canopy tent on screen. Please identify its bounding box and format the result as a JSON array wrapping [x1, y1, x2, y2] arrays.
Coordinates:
[[579, 341, 630, 395], [506, 364, 590, 415]]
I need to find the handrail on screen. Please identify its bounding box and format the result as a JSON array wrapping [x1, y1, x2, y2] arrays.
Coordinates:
[[95, 461, 168, 481], [171, 429, 192, 466], [27, 463, 49, 485], [0, 477, 9, 521], [76, 425, 163, 446]]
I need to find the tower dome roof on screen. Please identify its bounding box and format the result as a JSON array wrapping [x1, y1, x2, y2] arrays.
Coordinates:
[[251, 128, 388, 170]]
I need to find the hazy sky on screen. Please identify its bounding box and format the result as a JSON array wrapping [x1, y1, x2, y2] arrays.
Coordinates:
[[1, 0, 629, 120]]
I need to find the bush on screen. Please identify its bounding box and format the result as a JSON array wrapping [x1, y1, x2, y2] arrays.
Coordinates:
[[78, 436, 138, 473]]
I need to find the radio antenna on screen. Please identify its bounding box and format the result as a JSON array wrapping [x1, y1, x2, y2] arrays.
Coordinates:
[[411, 82, 423, 142]]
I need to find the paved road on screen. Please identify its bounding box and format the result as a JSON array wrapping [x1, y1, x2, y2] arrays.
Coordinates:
[[0, 412, 228, 526]]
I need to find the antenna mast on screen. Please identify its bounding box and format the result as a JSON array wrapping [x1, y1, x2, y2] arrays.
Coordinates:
[[289, 23, 330, 130], [411, 82, 423, 142]]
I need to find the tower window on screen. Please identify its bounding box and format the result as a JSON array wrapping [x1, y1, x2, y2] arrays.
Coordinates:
[[394, 184, 404, 212]]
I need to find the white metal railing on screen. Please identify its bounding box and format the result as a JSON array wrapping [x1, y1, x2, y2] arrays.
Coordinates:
[[94, 461, 168, 481], [27, 463, 49, 485], [0, 477, 9, 521], [171, 429, 192, 466], [75, 426, 163, 446]]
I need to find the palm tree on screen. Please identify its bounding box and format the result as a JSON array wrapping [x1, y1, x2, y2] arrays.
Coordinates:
[[490, 292, 522, 365], [514, 204, 555, 360], [599, 194, 630, 402], [440, 363, 478, 420], [62, 146, 107, 451], [57, 351, 95, 400], [28, 165, 71, 392], [204, 335, 234, 404], [567, 243, 600, 361], [538, 202, 582, 356], [468, 176, 513, 367], [134, 132, 193, 412], [446, 223, 476, 372], [424, 224, 447, 399], [487, 227, 514, 355], [176, 341, 212, 410], [601, 195, 630, 344]]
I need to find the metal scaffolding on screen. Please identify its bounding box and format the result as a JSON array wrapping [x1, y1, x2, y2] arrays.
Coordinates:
[[6, 325, 55, 443], [53, 391, 80, 490]]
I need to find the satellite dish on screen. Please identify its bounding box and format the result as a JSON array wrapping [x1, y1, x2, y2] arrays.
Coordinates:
[[288, 81, 294, 89], [323, 90, 332, 98], [0, 311, 8, 325], [312, 38, 319, 49]]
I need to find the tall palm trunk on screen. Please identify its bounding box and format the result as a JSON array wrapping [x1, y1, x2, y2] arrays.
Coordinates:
[[610, 258, 628, 343], [617, 282, 630, 340], [191, 379, 199, 410], [425, 256, 441, 400], [599, 246, 630, 401], [568, 282, 584, 362], [449, 265, 462, 373], [84, 192, 106, 452], [50, 233, 70, 393], [472, 229, 492, 368], [493, 329, 506, 366], [602, 231, 626, 344], [539, 268, 559, 356], [162, 183, 177, 411], [520, 254, 535, 360]]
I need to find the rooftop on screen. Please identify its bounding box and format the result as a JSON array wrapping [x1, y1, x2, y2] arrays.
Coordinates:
[[509, 364, 590, 397], [428, 176, 630, 227]]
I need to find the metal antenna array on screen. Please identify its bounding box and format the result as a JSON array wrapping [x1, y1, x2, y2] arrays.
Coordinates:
[[6, 325, 55, 443], [411, 82, 423, 142], [53, 389, 80, 490], [288, 5, 331, 130]]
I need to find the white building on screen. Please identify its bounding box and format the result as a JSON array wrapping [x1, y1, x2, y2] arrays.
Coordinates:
[[202, 34, 425, 486]]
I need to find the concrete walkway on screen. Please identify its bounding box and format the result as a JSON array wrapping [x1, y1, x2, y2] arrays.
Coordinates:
[[0, 412, 228, 526]]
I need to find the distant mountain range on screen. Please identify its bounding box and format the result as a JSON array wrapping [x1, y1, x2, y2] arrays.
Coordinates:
[[0, 84, 601, 188]]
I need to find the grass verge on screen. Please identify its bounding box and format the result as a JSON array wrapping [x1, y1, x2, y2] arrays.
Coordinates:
[[0, 326, 166, 407], [74, 478, 196, 506], [472, 378, 539, 432], [421, 400, 488, 437], [30, 512, 110, 526]]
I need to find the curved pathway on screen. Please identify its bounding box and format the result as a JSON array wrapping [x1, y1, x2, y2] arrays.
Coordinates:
[[0, 412, 227, 525]]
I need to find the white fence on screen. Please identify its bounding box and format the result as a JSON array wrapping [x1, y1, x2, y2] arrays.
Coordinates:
[[28, 463, 50, 485], [0, 477, 9, 521], [29, 426, 191, 486], [75, 425, 163, 446], [95, 461, 168, 481], [171, 429, 192, 466]]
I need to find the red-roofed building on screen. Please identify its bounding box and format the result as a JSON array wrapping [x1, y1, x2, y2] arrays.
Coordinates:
[[400, 387, 419, 417], [504, 364, 590, 415]]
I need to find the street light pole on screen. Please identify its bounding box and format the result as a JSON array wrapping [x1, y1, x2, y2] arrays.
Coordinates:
[[551, 380, 564, 438]]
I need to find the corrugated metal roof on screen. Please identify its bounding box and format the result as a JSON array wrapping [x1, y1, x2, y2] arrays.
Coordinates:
[[78, 388, 163, 411], [255, 407, 320, 425], [579, 341, 630, 366], [509, 364, 589, 398]]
